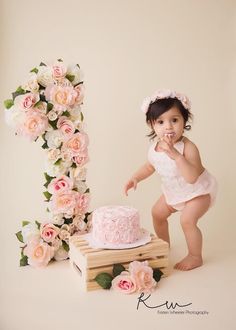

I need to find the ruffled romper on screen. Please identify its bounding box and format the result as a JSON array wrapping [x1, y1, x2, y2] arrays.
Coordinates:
[[148, 139, 217, 211]]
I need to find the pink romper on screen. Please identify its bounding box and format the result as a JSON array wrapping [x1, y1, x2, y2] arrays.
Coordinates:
[[148, 139, 217, 211]]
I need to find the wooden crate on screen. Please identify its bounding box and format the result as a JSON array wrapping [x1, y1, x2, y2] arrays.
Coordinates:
[[69, 234, 169, 291]]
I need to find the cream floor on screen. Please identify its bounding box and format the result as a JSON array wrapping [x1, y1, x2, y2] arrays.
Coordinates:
[[1, 234, 235, 330]]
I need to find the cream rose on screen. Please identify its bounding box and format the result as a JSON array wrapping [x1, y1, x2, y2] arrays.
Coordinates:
[[129, 261, 156, 293], [24, 238, 54, 268], [21, 223, 40, 243]]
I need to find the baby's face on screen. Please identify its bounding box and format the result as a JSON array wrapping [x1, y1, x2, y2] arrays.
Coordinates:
[[152, 107, 185, 143]]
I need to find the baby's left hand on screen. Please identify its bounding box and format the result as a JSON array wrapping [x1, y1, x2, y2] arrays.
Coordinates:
[[158, 136, 181, 160]]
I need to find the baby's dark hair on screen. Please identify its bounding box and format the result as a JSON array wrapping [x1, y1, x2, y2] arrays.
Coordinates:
[[146, 98, 193, 139]]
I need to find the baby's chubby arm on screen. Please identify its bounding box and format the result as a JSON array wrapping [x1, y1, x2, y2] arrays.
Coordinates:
[[124, 162, 155, 196], [175, 139, 205, 184]]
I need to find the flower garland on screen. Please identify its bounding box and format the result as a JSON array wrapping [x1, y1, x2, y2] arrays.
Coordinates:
[[4, 59, 91, 268], [95, 261, 163, 294]]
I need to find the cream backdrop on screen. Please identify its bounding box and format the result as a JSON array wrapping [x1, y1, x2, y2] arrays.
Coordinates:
[[1, 1, 236, 330]]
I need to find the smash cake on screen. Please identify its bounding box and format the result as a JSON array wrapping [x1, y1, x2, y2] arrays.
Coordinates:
[[85, 205, 151, 249]]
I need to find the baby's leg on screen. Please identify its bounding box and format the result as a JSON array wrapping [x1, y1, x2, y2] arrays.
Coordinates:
[[175, 194, 211, 271], [152, 194, 176, 245]]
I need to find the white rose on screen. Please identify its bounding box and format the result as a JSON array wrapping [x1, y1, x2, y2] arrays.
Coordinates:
[[47, 213, 64, 225], [75, 181, 87, 194], [54, 246, 69, 261], [21, 223, 40, 243], [45, 160, 72, 177], [46, 148, 61, 163], [37, 66, 54, 87], [23, 74, 39, 93], [47, 110, 58, 121], [4, 106, 25, 128], [45, 130, 63, 148], [67, 64, 84, 86]]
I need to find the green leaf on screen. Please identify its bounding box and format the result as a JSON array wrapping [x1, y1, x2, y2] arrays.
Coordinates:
[[49, 119, 58, 130], [95, 273, 113, 289], [85, 188, 90, 193], [35, 220, 41, 229], [39, 93, 46, 102], [20, 254, 28, 267], [4, 99, 14, 109], [57, 58, 63, 62], [76, 64, 80, 68], [66, 74, 75, 82], [22, 221, 30, 227], [62, 110, 70, 117], [113, 264, 125, 277], [12, 86, 26, 100], [71, 162, 77, 168], [41, 141, 49, 149], [153, 268, 163, 283], [30, 67, 38, 74], [54, 158, 62, 166], [44, 172, 55, 182], [46, 102, 53, 113], [62, 240, 70, 252], [15, 231, 24, 243], [39, 62, 46, 66], [43, 191, 52, 201], [81, 111, 84, 122]]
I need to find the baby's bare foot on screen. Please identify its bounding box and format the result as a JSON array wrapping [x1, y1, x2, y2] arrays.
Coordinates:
[[174, 254, 203, 271]]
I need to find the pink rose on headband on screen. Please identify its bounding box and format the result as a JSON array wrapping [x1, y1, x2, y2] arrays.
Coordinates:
[[40, 223, 60, 243], [175, 92, 191, 110], [129, 260, 156, 293], [24, 238, 54, 268], [112, 271, 136, 294], [48, 175, 74, 194]]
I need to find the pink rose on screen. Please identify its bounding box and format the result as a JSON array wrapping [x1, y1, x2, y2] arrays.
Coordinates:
[[52, 63, 67, 79], [75, 192, 90, 214], [50, 190, 77, 215], [21, 92, 40, 110], [63, 132, 89, 157], [129, 261, 156, 293], [45, 85, 77, 110], [57, 116, 75, 136], [18, 110, 48, 140], [74, 84, 85, 105], [40, 223, 60, 243], [72, 150, 89, 166], [48, 175, 74, 194], [24, 238, 54, 268], [112, 271, 136, 294]]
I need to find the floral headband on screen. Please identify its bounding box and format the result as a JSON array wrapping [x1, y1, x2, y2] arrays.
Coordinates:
[[141, 89, 191, 114]]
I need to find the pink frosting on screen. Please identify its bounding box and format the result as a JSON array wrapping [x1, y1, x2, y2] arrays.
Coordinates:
[[92, 206, 141, 245]]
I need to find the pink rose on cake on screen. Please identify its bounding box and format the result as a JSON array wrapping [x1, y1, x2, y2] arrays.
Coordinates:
[[129, 261, 156, 293], [40, 223, 60, 243], [24, 237, 54, 268], [48, 175, 74, 195], [112, 271, 136, 294]]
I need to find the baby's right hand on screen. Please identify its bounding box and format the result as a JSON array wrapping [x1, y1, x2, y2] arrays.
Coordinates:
[[124, 178, 138, 196]]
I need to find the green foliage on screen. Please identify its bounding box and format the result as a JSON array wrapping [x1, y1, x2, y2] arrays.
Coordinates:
[[113, 264, 125, 277], [4, 99, 14, 109], [95, 273, 113, 289], [153, 268, 163, 283], [15, 231, 24, 243]]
